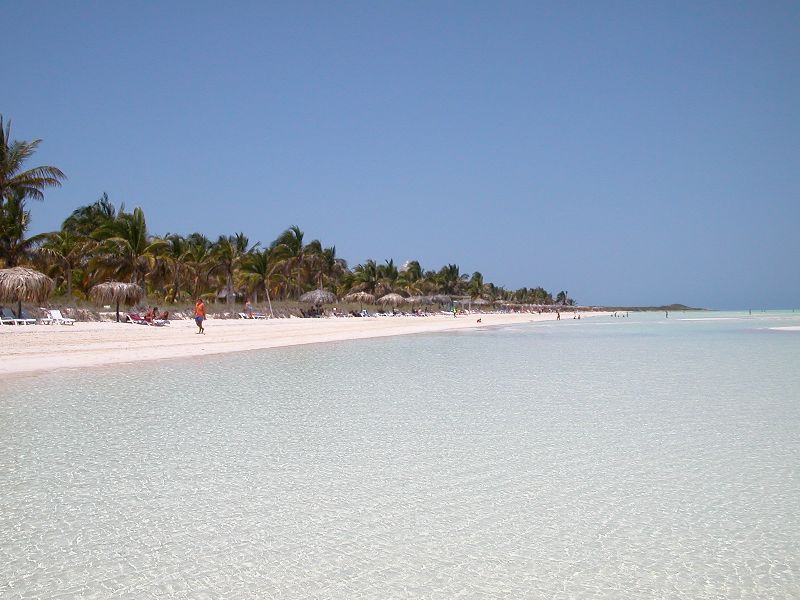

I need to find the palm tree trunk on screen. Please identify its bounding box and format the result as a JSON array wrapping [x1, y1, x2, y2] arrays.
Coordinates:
[[264, 279, 274, 318], [65, 266, 73, 301], [172, 265, 180, 303]]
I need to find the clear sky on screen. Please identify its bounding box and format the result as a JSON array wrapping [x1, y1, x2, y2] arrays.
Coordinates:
[[5, 1, 799, 309]]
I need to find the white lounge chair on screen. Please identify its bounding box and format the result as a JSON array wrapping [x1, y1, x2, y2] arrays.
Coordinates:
[[15, 309, 41, 325], [47, 309, 76, 325], [0, 307, 24, 325]]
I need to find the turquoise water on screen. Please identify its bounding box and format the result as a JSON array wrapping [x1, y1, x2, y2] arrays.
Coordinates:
[[1, 311, 799, 598]]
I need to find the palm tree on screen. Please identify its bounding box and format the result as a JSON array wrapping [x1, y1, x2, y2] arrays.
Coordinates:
[[468, 271, 485, 299], [316, 245, 347, 290], [436, 263, 468, 295], [350, 259, 379, 295], [0, 192, 36, 267], [482, 282, 501, 302], [270, 225, 320, 298], [36, 230, 88, 300], [397, 260, 425, 296], [377, 259, 399, 294], [63, 193, 119, 238], [212, 233, 256, 306], [0, 115, 65, 208], [240, 248, 277, 317], [184, 233, 215, 299], [531, 286, 552, 305], [91, 207, 167, 286], [159, 233, 189, 303]]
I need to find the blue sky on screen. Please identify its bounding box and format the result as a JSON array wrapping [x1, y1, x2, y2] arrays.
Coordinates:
[[5, 1, 799, 308]]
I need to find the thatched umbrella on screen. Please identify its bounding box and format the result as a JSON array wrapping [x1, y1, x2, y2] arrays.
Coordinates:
[[0, 266, 55, 317], [407, 295, 431, 305], [343, 291, 376, 310], [377, 293, 407, 307], [430, 294, 452, 304], [299, 289, 337, 305], [90, 281, 145, 322]]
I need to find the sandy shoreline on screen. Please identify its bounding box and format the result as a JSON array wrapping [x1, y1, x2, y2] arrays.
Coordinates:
[[0, 312, 604, 377]]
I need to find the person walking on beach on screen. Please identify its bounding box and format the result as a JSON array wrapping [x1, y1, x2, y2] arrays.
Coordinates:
[[195, 298, 206, 334]]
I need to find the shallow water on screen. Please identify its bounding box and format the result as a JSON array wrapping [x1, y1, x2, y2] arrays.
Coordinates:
[[2, 311, 799, 598]]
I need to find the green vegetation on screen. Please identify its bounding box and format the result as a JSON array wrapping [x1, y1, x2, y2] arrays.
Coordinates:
[[0, 116, 574, 307]]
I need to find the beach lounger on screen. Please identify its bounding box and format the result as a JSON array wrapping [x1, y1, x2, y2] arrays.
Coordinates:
[[127, 312, 168, 326], [47, 309, 76, 325], [126, 313, 148, 325], [0, 307, 24, 325], [14, 309, 38, 325]]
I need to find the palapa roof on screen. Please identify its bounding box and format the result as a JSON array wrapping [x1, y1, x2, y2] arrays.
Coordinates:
[[0, 266, 54, 303], [343, 291, 376, 304], [377, 293, 407, 306], [299, 289, 337, 304], [89, 281, 145, 306]]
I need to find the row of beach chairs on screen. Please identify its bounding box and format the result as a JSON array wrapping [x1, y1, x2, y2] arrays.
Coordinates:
[[0, 308, 75, 325]]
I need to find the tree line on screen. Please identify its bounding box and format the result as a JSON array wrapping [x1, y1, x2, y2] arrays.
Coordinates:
[[0, 115, 573, 307]]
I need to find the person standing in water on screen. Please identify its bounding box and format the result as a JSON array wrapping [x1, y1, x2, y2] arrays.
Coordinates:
[[195, 297, 206, 334]]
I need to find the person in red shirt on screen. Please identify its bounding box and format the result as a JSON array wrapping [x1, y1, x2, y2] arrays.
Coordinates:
[[194, 298, 206, 334]]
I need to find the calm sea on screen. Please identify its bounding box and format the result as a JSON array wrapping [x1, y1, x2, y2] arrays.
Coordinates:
[[1, 311, 799, 598]]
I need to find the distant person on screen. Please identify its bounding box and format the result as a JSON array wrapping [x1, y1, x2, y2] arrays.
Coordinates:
[[245, 299, 253, 318], [666, 311, 669, 319], [556, 311, 561, 320], [195, 298, 206, 334]]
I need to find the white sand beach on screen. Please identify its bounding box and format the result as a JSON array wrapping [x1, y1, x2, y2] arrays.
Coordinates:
[[0, 312, 601, 377]]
